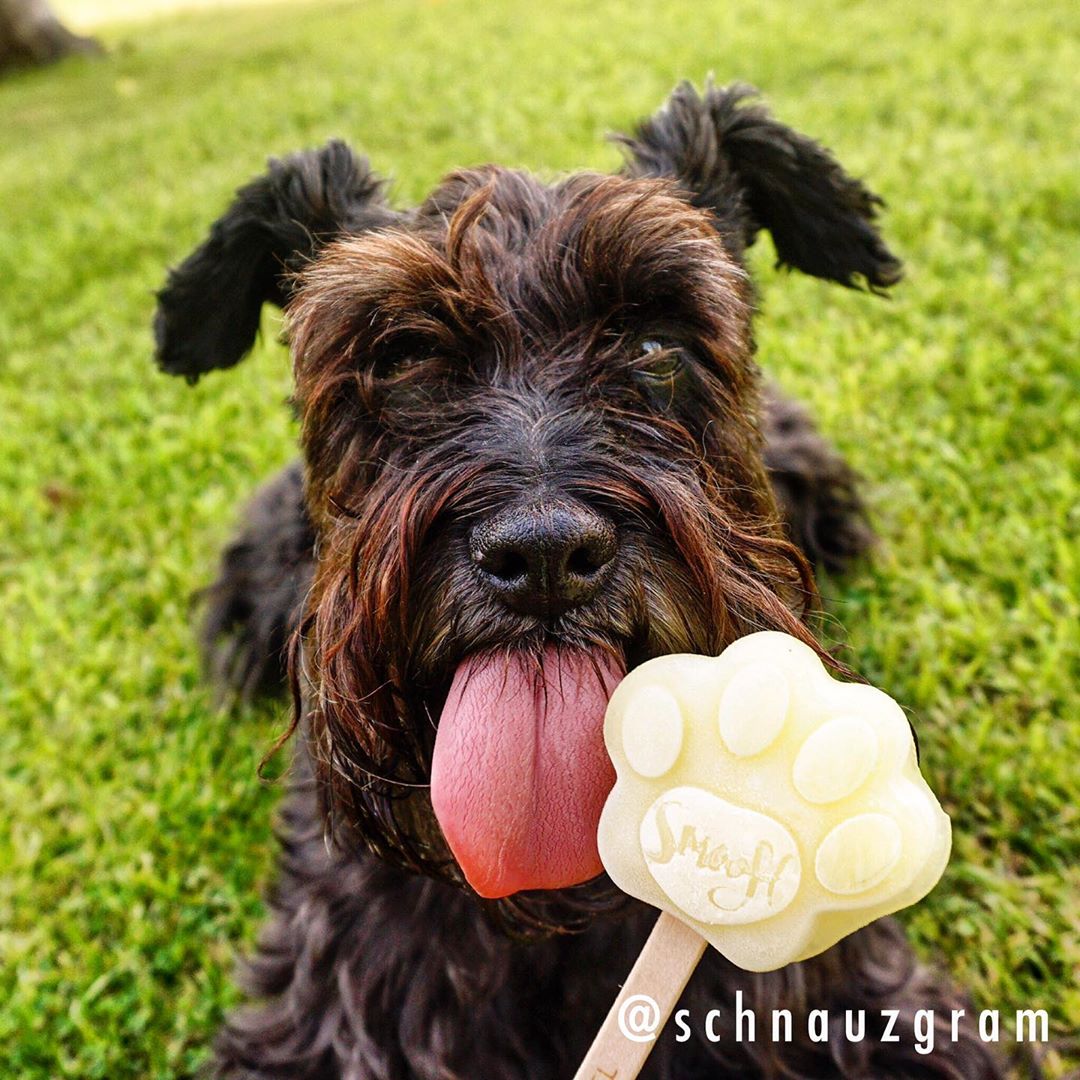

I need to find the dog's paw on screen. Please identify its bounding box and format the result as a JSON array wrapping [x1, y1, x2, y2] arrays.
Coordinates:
[[598, 632, 951, 971]]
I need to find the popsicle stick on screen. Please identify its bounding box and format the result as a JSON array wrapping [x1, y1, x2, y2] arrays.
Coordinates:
[[573, 911, 707, 1080]]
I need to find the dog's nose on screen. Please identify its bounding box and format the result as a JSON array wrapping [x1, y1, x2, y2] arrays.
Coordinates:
[[471, 500, 618, 616]]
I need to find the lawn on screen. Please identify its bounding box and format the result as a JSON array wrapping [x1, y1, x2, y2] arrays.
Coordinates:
[[1, 1, 1077, 1076]]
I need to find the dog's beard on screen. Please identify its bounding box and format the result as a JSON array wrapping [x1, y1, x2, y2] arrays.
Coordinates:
[[295, 438, 818, 936], [299, 530, 809, 937]]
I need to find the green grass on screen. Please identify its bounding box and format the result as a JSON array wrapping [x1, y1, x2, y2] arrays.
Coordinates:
[[1, 1, 1077, 1076]]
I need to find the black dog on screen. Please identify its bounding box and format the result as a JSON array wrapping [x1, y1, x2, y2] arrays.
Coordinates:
[[155, 82, 1002, 1079]]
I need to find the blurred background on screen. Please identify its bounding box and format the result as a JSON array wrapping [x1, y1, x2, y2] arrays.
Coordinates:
[[1, 1, 1077, 1077]]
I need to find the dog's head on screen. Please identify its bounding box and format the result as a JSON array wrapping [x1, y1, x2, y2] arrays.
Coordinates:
[[155, 84, 900, 929]]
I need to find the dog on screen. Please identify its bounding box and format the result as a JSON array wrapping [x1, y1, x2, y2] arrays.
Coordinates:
[[154, 82, 1003, 1079]]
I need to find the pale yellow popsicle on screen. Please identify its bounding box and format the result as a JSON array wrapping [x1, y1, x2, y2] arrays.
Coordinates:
[[597, 631, 952, 973]]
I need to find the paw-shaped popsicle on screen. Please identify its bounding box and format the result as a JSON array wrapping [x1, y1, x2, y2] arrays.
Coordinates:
[[597, 632, 951, 972]]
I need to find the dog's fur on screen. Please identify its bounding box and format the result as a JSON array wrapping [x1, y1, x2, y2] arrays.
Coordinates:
[[155, 82, 1003, 1078]]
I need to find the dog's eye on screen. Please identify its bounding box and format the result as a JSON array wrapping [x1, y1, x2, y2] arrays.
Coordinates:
[[370, 344, 418, 381], [631, 340, 689, 411], [372, 356, 410, 380], [635, 339, 685, 381]]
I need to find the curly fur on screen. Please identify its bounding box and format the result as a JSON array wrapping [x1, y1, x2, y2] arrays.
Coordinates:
[[615, 81, 903, 290], [211, 744, 1000, 1080], [155, 141, 399, 381], [154, 81, 1005, 1079], [199, 461, 315, 696], [762, 387, 876, 574]]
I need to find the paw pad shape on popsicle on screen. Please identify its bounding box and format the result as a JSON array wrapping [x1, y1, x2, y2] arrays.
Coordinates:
[[597, 632, 951, 972]]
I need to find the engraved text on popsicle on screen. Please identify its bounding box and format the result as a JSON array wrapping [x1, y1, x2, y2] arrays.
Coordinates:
[[640, 787, 801, 924]]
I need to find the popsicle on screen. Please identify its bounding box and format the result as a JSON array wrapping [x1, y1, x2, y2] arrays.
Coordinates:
[[574, 631, 951, 1080]]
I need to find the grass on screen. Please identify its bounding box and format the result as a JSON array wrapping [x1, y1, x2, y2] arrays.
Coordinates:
[[1, 0, 1077, 1076]]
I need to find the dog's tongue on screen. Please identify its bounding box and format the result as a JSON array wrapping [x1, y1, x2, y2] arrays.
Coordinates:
[[430, 649, 623, 899]]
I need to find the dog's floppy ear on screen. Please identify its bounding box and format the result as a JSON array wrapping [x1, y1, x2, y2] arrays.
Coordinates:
[[614, 81, 902, 291], [154, 140, 399, 383]]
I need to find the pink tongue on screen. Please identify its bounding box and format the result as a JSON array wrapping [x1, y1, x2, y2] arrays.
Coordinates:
[[430, 648, 624, 899]]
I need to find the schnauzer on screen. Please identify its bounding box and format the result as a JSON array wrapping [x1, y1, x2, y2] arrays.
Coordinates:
[[154, 82, 1003, 1079]]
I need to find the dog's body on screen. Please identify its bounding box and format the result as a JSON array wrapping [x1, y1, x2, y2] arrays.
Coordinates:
[[156, 83, 1002, 1078]]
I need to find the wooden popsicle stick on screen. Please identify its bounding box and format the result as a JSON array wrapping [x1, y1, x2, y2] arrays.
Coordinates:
[[572, 912, 707, 1080]]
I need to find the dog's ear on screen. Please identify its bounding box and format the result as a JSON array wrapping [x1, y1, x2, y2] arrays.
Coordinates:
[[154, 140, 399, 383], [614, 81, 902, 291]]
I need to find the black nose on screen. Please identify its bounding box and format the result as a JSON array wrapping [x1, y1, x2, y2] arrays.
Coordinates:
[[471, 500, 618, 616]]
